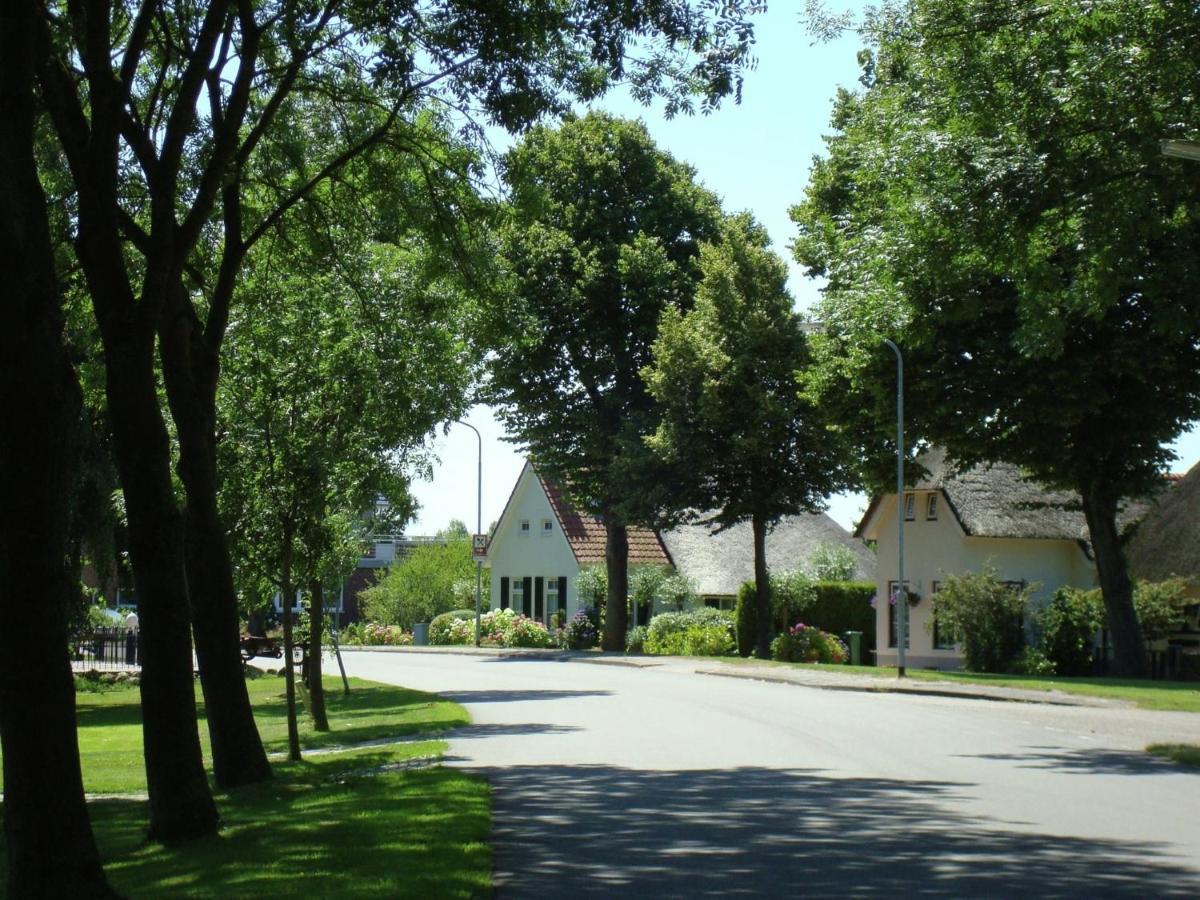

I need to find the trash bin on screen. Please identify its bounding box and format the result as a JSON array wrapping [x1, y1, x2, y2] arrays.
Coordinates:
[[845, 631, 862, 666], [413, 622, 430, 646]]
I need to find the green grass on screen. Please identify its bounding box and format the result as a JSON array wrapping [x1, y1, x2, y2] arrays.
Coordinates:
[[717, 656, 1200, 712], [1147, 743, 1200, 769], [1, 674, 491, 897]]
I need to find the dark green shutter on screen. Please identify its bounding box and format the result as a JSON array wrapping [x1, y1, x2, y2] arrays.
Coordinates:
[[535, 577, 544, 620], [500, 577, 509, 610], [522, 577, 532, 617], [558, 577, 568, 614]]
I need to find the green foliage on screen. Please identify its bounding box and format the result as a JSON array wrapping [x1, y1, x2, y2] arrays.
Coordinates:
[[658, 573, 699, 611], [644, 608, 735, 657], [625, 625, 648, 654], [770, 624, 849, 665], [629, 567, 669, 620], [340, 623, 412, 647], [1009, 646, 1056, 677], [1036, 588, 1103, 676], [575, 566, 608, 609], [733, 572, 820, 656], [475, 609, 554, 649], [806, 582, 877, 654], [805, 542, 861, 582], [429, 609, 478, 646], [1131, 579, 1191, 642], [931, 569, 1031, 674], [359, 539, 477, 630]]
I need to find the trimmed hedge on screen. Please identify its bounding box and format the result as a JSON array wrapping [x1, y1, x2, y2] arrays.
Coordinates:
[[735, 580, 875, 661], [428, 609, 477, 645]]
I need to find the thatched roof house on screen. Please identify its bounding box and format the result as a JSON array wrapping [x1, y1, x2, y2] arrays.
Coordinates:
[[661, 513, 875, 601], [1127, 461, 1200, 586]]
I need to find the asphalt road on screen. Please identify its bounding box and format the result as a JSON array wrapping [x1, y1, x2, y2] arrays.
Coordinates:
[[341, 650, 1200, 898]]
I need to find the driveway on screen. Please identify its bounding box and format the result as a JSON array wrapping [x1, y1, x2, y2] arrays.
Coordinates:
[[341, 650, 1200, 897]]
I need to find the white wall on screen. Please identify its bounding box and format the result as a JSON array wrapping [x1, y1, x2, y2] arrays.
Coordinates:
[[871, 491, 1095, 669], [485, 464, 581, 624]]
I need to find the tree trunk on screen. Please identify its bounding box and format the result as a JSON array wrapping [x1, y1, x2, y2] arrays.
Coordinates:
[[1080, 482, 1147, 678], [306, 580, 330, 732], [0, 10, 116, 889], [105, 345, 220, 841], [160, 294, 272, 787], [752, 512, 772, 660], [280, 541, 303, 761], [601, 516, 630, 651]]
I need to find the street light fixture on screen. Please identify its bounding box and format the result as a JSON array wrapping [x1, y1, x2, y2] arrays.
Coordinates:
[[449, 419, 484, 647], [1161, 139, 1200, 162], [801, 323, 908, 677]]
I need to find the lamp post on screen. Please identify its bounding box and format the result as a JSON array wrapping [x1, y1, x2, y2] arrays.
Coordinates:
[[450, 419, 484, 647], [1161, 139, 1200, 162], [802, 323, 907, 677]]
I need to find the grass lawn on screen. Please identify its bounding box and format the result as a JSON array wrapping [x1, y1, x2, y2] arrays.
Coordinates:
[[716, 656, 1200, 712], [1, 673, 490, 897], [1147, 743, 1200, 769]]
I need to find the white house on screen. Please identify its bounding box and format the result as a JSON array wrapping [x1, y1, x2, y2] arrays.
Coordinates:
[[485, 461, 671, 625], [856, 448, 1149, 669]]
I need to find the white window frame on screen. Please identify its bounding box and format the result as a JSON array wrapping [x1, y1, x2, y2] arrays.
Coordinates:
[[926, 493, 938, 521], [903, 493, 916, 521], [519, 520, 531, 537], [541, 518, 554, 536]]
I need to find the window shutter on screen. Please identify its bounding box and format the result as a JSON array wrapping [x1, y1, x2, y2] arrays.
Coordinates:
[[500, 577, 509, 610], [522, 577, 532, 617], [558, 577, 568, 613], [535, 577, 544, 620]]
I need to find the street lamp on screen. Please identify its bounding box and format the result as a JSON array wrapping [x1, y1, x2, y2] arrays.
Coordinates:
[[801, 323, 908, 677], [449, 419, 484, 647], [1161, 139, 1200, 162]]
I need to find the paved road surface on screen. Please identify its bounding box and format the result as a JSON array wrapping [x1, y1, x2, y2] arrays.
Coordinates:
[[341, 650, 1200, 897]]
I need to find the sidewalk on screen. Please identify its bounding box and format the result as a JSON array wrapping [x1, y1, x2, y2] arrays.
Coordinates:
[[342, 645, 1132, 708]]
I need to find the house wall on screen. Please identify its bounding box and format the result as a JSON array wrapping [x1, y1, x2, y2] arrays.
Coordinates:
[[871, 491, 1096, 669], [486, 465, 581, 625]]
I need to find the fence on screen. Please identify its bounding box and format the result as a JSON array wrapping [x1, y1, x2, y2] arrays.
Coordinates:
[[71, 627, 140, 671]]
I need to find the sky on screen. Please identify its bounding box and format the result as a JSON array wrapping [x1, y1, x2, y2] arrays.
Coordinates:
[[406, 2, 1200, 538]]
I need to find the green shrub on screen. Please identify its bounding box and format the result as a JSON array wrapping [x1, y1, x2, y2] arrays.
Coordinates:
[[625, 625, 647, 653], [805, 542, 861, 582], [734, 571, 824, 656], [1009, 645, 1055, 676], [562, 610, 599, 650], [429, 609, 477, 646], [645, 608, 735, 657], [475, 609, 554, 648], [343, 622, 413, 646], [770, 623, 849, 664], [806, 582, 876, 657], [1133, 578, 1190, 641], [931, 568, 1031, 673], [1037, 587, 1102, 676]]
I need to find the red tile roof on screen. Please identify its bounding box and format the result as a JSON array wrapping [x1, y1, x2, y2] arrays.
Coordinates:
[[537, 471, 672, 566]]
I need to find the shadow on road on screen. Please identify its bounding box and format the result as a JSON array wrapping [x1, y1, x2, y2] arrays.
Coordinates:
[[448, 722, 584, 739], [438, 689, 612, 704], [962, 746, 1188, 777], [471, 764, 1200, 898]]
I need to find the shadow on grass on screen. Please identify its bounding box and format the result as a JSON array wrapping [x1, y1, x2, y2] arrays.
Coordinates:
[[71, 762, 490, 898], [473, 765, 1200, 898], [75, 700, 146, 730]]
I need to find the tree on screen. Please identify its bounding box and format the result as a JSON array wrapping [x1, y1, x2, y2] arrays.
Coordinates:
[[489, 112, 723, 649], [30, 0, 758, 817], [643, 214, 852, 657], [360, 537, 480, 629], [0, 2, 115, 892], [792, 0, 1200, 677]]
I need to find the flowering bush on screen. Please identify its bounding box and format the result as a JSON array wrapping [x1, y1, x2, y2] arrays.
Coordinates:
[[644, 608, 735, 657], [342, 622, 413, 646], [562, 610, 598, 650], [429, 609, 477, 645], [473, 609, 554, 648], [770, 622, 848, 664]]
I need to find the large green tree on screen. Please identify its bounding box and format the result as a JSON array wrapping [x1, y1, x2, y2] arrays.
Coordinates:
[[29, 0, 757, 830], [792, 0, 1200, 677], [489, 112, 722, 649], [643, 214, 852, 658]]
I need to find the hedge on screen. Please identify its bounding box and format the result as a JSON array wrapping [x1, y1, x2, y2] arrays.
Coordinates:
[[735, 580, 875, 661]]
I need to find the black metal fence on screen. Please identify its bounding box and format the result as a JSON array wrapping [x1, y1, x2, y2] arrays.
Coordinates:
[[71, 627, 140, 671]]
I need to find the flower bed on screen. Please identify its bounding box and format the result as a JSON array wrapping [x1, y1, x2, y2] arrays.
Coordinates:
[[770, 622, 848, 664]]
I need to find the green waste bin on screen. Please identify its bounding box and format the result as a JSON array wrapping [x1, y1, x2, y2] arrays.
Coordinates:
[[413, 622, 430, 646], [845, 631, 862, 666]]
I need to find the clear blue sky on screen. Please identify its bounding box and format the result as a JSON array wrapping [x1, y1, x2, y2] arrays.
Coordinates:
[[407, 2, 1199, 537]]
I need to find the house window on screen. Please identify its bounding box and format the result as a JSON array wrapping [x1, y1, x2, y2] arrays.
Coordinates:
[[512, 578, 525, 612], [886, 580, 912, 649], [519, 520, 531, 537], [546, 578, 559, 623], [903, 493, 916, 521], [926, 493, 938, 521], [931, 580, 955, 650], [542, 519, 554, 536]]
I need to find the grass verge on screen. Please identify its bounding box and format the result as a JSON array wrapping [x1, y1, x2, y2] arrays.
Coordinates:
[[1147, 743, 1200, 769], [1, 674, 490, 897]]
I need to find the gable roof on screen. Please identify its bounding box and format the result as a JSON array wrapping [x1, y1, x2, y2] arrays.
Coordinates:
[[1126, 460, 1200, 583], [662, 513, 876, 598], [856, 447, 1152, 543], [533, 466, 672, 567]]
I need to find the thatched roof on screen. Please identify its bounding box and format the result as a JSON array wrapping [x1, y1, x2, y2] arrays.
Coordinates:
[[857, 447, 1152, 543], [1127, 460, 1200, 583], [661, 513, 876, 598]]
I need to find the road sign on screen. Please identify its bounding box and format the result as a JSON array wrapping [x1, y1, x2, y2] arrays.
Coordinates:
[[472, 533, 488, 559]]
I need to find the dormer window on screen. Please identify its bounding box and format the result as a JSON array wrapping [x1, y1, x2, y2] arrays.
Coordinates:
[[926, 494, 938, 521], [519, 520, 531, 537], [903, 493, 916, 521], [542, 519, 554, 535]]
